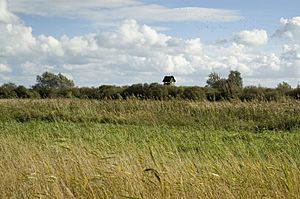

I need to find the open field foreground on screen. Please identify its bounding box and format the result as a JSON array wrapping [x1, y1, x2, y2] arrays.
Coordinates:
[[1, 99, 300, 198]]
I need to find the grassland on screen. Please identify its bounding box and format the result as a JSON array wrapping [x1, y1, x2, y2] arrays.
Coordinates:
[[1, 99, 300, 198]]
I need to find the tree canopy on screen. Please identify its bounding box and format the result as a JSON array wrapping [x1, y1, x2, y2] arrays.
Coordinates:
[[206, 70, 243, 99], [0, 70, 299, 101], [33, 72, 74, 90]]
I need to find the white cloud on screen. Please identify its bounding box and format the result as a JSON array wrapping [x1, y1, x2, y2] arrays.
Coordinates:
[[274, 17, 300, 41], [0, 63, 11, 72], [37, 35, 64, 57], [0, 0, 18, 23], [0, 23, 36, 56], [279, 44, 300, 76], [185, 38, 203, 56], [8, 0, 241, 26], [9, 0, 140, 16], [20, 62, 55, 75], [97, 19, 171, 49], [234, 29, 268, 46]]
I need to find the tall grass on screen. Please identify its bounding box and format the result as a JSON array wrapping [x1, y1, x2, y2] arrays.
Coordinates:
[[0, 99, 300, 198], [1, 99, 300, 131]]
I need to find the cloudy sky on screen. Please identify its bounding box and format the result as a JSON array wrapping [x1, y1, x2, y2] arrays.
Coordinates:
[[0, 0, 300, 87]]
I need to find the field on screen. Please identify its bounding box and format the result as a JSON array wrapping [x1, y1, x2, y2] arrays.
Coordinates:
[[1, 99, 300, 198]]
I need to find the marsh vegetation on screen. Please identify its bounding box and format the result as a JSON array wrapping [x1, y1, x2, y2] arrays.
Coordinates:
[[1, 99, 300, 198]]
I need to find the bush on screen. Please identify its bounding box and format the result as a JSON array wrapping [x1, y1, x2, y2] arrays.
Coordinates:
[[241, 86, 265, 101], [182, 87, 206, 100], [204, 87, 222, 101], [0, 83, 17, 99], [287, 87, 300, 99], [98, 85, 124, 99]]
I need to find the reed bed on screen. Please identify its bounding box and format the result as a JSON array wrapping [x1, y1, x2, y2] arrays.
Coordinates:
[[0, 99, 300, 198]]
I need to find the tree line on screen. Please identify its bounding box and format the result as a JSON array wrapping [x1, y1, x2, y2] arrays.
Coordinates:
[[0, 71, 299, 101]]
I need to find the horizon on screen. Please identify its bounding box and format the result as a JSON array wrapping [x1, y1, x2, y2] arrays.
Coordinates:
[[2, 71, 299, 89], [0, 0, 300, 87]]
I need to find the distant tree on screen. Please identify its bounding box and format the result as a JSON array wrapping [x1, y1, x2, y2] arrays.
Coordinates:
[[15, 85, 31, 98], [123, 84, 149, 99], [217, 78, 232, 99], [29, 90, 41, 99], [241, 86, 265, 101], [276, 82, 292, 95], [167, 86, 184, 99], [33, 72, 75, 98], [55, 88, 80, 98], [204, 87, 221, 101], [2, 82, 17, 89], [182, 87, 206, 100], [228, 71, 243, 88], [98, 85, 124, 99], [33, 72, 74, 90], [206, 72, 221, 89], [265, 88, 280, 101], [79, 87, 99, 99], [148, 83, 168, 100], [206, 72, 228, 99], [206, 71, 243, 99], [227, 70, 243, 98], [0, 83, 17, 98], [287, 87, 300, 99]]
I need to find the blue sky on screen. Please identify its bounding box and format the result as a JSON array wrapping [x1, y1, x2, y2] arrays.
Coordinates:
[[18, 0, 299, 40], [0, 0, 300, 87]]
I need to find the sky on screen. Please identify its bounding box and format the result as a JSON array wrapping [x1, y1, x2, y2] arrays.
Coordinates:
[[0, 0, 300, 87]]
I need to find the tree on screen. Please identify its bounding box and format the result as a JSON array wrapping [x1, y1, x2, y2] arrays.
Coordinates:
[[148, 83, 168, 100], [98, 85, 124, 99], [228, 71, 243, 88], [0, 83, 17, 98], [15, 85, 31, 98], [206, 71, 243, 99], [276, 82, 292, 95], [241, 86, 265, 101], [206, 72, 221, 88], [227, 70, 243, 98], [123, 84, 149, 99], [79, 87, 99, 99], [287, 87, 300, 99], [33, 72, 74, 89], [206, 72, 223, 100], [182, 87, 206, 100]]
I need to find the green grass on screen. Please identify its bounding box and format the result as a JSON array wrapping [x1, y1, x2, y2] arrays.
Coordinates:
[[0, 99, 300, 198], [1, 99, 300, 131]]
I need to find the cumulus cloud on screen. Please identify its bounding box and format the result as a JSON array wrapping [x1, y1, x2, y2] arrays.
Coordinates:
[[279, 44, 300, 75], [38, 35, 64, 57], [98, 20, 172, 48], [8, 0, 241, 26], [0, 2, 202, 85], [233, 29, 268, 46], [0, 63, 11, 72], [0, 24, 36, 56], [274, 17, 300, 41], [0, 0, 18, 23]]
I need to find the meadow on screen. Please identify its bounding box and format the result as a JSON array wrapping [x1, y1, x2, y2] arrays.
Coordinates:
[[1, 99, 300, 198]]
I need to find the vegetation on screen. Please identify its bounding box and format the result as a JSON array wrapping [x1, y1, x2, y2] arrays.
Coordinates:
[[1, 70, 300, 198], [1, 99, 300, 131], [1, 71, 299, 101], [1, 99, 300, 198]]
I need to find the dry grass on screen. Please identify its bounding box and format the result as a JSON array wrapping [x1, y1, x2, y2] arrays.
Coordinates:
[[0, 99, 300, 198]]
